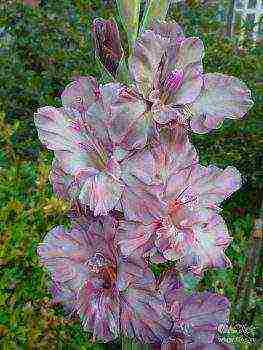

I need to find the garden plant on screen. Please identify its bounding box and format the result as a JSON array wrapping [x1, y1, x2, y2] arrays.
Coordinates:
[[1, 0, 261, 349]]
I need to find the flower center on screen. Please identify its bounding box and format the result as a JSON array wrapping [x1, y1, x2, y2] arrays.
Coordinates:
[[160, 69, 184, 105], [87, 253, 117, 289]]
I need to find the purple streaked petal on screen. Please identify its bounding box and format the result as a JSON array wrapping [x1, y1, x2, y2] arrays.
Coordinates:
[[76, 282, 120, 342], [179, 292, 230, 343], [164, 69, 184, 93], [34, 106, 108, 176], [79, 172, 124, 216], [171, 63, 203, 105], [181, 212, 232, 274], [185, 164, 242, 208], [116, 221, 156, 257], [120, 288, 172, 343], [37, 225, 90, 289], [50, 159, 80, 201]]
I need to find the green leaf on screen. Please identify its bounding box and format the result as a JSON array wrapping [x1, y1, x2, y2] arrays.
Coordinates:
[[141, 0, 171, 32], [179, 271, 201, 294], [115, 0, 141, 48]]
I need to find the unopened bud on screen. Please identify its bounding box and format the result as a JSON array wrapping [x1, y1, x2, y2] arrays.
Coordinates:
[[92, 19, 123, 77]]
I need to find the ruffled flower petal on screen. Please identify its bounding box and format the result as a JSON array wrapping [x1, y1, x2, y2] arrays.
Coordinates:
[[79, 170, 124, 216], [180, 164, 242, 209], [118, 256, 172, 343], [150, 22, 184, 44], [50, 159, 80, 201], [190, 73, 253, 133], [171, 63, 203, 105], [34, 106, 108, 176], [159, 270, 230, 344], [120, 148, 165, 223]]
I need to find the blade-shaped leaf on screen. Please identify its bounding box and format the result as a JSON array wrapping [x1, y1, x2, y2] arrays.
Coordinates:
[[141, 0, 172, 32], [116, 0, 141, 48]]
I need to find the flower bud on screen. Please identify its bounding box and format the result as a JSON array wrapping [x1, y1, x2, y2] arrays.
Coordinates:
[[92, 18, 123, 77]]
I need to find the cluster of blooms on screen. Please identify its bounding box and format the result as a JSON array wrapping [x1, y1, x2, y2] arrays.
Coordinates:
[[35, 3, 253, 348]]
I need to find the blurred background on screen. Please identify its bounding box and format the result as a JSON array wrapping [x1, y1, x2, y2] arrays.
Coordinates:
[[0, 0, 262, 348]]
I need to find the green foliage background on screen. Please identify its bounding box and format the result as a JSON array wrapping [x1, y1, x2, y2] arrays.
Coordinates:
[[0, 1, 262, 348]]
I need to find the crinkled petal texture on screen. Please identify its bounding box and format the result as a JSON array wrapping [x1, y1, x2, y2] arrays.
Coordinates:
[[117, 256, 172, 343], [117, 130, 241, 273], [160, 341, 234, 350], [190, 73, 253, 133], [38, 216, 119, 341], [159, 269, 230, 344], [38, 216, 172, 343], [34, 77, 126, 215]]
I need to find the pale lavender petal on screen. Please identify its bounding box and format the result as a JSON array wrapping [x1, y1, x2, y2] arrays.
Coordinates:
[[116, 221, 156, 257], [152, 130, 198, 185], [171, 63, 203, 105], [129, 30, 165, 96], [185, 164, 242, 209], [38, 225, 90, 290], [121, 149, 157, 185], [120, 148, 165, 223], [76, 282, 120, 342], [190, 73, 253, 133], [176, 37, 204, 71], [50, 159, 80, 201], [120, 180, 164, 223], [118, 256, 172, 343], [181, 212, 232, 274], [79, 171, 124, 216], [159, 270, 230, 344], [61, 76, 100, 113], [152, 106, 185, 125], [120, 288, 172, 343], [158, 269, 186, 308], [150, 22, 184, 44], [109, 87, 151, 150], [179, 292, 230, 343], [116, 255, 156, 291], [34, 106, 108, 176]]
